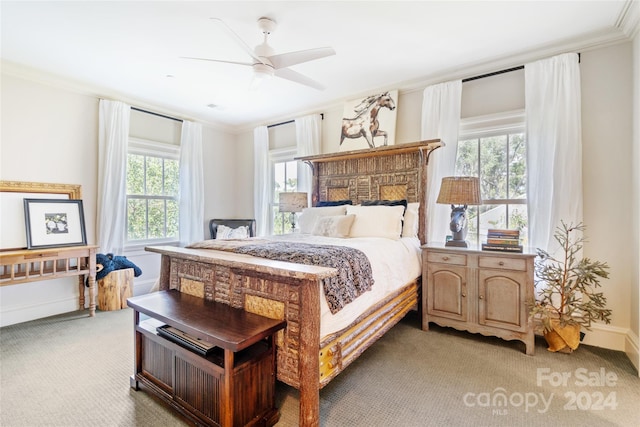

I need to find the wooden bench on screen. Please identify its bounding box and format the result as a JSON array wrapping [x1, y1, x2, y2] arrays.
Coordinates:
[[127, 290, 286, 427]]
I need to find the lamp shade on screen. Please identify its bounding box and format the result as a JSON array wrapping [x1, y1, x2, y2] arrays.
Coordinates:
[[436, 176, 481, 205], [278, 192, 308, 213]]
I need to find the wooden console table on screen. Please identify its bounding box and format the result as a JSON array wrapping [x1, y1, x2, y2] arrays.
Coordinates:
[[0, 245, 97, 316], [128, 290, 286, 427]]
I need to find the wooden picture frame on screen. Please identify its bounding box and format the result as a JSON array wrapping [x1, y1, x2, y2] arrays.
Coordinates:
[[0, 181, 82, 199], [1, 181, 82, 250], [24, 199, 87, 249]]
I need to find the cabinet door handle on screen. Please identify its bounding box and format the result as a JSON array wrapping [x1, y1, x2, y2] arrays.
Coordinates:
[[461, 293, 466, 297], [442, 256, 450, 261], [479, 295, 484, 299], [498, 261, 505, 266]]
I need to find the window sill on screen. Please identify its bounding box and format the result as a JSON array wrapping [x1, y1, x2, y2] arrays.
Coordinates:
[[124, 240, 179, 256]]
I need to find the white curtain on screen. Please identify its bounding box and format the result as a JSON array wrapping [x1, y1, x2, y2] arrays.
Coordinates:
[[254, 126, 270, 236], [421, 80, 463, 243], [525, 53, 582, 252], [295, 114, 322, 206], [178, 121, 204, 246], [97, 99, 131, 254]]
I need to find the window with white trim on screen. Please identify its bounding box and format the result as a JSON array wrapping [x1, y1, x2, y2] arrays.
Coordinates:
[[126, 138, 180, 246], [456, 110, 528, 244], [270, 148, 298, 235]]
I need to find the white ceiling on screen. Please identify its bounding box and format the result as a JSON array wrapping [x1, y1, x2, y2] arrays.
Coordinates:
[[1, 1, 637, 130]]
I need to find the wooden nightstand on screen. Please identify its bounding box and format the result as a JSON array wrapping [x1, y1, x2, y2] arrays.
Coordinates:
[[421, 244, 536, 355]]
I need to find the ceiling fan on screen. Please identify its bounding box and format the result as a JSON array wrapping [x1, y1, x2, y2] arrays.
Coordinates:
[[183, 17, 336, 90]]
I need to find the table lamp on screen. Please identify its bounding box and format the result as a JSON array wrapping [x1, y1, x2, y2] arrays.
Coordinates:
[[436, 176, 481, 247], [278, 192, 308, 231]]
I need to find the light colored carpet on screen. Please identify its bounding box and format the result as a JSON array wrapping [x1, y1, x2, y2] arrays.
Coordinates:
[[1, 308, 638, 426]]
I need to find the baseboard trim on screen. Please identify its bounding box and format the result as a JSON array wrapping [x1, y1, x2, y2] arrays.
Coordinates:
[[580, 323, 629, 351], [0, 296, 81, 327], [0, 277, 157, 327], [624, 330, 639, 376], [132, 278, 157, 296]]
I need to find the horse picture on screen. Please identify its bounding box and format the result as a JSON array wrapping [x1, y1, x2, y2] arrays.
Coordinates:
[[340, 90, 398, 151]]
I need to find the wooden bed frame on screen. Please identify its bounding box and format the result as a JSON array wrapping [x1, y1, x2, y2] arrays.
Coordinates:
[[146, 140, 443, 426]]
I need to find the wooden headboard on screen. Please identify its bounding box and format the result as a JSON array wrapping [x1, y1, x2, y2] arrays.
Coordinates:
[[296, 139, 443, 244]]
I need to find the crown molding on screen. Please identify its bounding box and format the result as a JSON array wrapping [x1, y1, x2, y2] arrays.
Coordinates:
[[617, 0, 640, 38]]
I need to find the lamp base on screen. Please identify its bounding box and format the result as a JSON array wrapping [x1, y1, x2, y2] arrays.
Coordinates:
[[445, 240, 469, 248]]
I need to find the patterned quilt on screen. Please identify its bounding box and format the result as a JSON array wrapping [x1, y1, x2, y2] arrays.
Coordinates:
[[187, 239, 374, 313]]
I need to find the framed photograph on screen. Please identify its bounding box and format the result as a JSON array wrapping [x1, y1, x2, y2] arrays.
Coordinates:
[[23, 198, 87, 249]]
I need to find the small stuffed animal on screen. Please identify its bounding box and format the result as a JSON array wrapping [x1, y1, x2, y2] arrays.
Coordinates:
[[109, 253, 142, 277], [95, 253, 115, 281]]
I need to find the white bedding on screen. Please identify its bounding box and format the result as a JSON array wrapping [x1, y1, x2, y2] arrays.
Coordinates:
[[269, 233, 422, 338]]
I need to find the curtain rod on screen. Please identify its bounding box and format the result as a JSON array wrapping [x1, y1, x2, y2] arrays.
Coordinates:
[[462, 65, 524, 83], [267, 113, 324, 129], [268, 119, 294, 129], [463, 53, 580, 83], [131, 106, 183, 123]]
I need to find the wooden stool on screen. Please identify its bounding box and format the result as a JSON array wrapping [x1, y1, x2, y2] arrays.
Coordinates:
[[97, 268, 133, 310]]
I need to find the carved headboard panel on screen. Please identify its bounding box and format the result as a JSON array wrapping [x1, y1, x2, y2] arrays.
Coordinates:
[[296, 140, 443, 244]]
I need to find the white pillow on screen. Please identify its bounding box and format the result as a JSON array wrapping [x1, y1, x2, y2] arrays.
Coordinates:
[[216, 224, 249, 239], [297, 206, 347, 234], [311, 214, 355, 238], [346, 205, 405, 240], [402, 202, 420, 238]]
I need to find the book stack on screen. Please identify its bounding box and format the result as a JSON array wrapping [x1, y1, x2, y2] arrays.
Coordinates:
[[482, 229, 523, 253]]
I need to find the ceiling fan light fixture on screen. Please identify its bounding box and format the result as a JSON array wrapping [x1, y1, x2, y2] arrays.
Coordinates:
[[252, 63, 274, 91], [253, 62, 274, 79]]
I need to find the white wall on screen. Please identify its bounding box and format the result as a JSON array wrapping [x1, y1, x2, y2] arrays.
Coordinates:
[[232, 130, 257, 218], [0, 74, 99, 325], [581, 43, 634, 351], [630, 28, 640, 374]]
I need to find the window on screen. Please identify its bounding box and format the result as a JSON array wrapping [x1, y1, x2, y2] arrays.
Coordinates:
[[270, 148, 298, 234], [456, 111, 527, 244], [126, 138, 180, 245]]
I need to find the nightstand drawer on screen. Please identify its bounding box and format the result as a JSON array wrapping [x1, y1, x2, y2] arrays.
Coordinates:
[[426, 251, 467, 266], [478, 255, 527, 271]]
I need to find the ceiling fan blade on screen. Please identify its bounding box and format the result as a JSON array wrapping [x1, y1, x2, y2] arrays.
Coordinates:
[[210, 17, 266, 65], [274, 68, 326, 91], [268, 47, 336, 70], [181, 56, 253, 67]]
